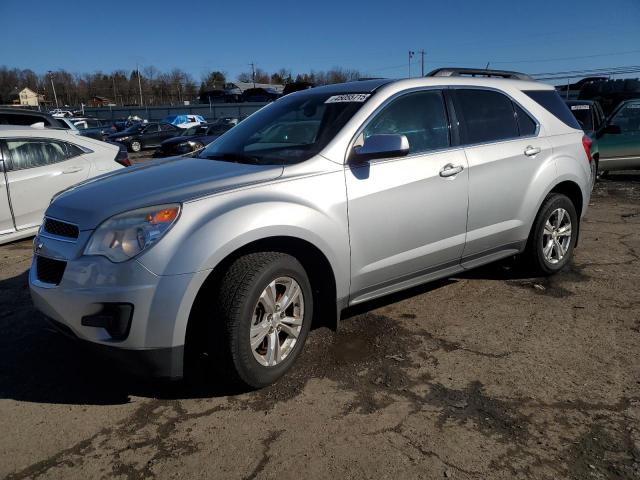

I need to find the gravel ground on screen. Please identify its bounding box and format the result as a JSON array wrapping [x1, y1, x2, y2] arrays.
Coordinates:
[[0, 172, 639, 480]]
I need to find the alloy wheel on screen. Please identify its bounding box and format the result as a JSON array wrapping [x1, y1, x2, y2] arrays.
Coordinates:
[[250, 276, 305, 367], [542, 208, 572, 264]]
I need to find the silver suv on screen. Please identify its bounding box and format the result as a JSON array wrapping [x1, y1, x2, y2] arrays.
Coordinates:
[[30, 69, 593, 388]]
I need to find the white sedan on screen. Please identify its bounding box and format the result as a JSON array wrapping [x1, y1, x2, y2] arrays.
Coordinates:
[[0, 125, 128, 244]]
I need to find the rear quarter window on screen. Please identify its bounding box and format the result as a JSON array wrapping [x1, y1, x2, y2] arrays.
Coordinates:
[[524, 90, 581, 129]]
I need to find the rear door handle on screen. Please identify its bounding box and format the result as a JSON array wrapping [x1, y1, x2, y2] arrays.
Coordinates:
[[524, 146, 541, 157], [62, 166, 84, 174], [439, 163, 464, 178]]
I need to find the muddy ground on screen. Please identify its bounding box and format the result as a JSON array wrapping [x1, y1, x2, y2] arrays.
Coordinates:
[[0, 172, 639, 480]]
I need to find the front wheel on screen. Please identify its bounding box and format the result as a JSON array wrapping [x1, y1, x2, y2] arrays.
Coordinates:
[[524, 193, 578, 275], [209, 252, 313, 388], [129, 140, 142, 152]]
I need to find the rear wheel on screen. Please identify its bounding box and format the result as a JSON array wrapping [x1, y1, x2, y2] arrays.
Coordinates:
[[208, 252, 312, 388], [524, 193, 578, 275]]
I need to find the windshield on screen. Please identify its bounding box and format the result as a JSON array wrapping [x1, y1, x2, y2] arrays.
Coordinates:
[[197, 91, 371, 164]]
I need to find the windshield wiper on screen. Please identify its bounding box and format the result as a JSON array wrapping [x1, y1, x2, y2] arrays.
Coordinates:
[[200, 152, 262, 164]]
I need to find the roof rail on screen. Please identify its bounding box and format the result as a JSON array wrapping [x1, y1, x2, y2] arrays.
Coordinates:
[[426, 67, 533, 81]]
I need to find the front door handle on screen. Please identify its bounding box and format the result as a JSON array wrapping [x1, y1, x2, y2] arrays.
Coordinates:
[[439, 163, 464, 178], [524, 146, 541, 157], [62, 166, 84, 174]]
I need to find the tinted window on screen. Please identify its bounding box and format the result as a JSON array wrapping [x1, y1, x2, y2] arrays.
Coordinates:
[[160, 123, 176, 132], [456, 89, 518, 144], [363, 90, 450, 154], [610, 102, 640, 133], [65, 143, 85, 158], [7, 139, 69, 170], [514, 103, 537, 136], [524, 90, 581, 129]]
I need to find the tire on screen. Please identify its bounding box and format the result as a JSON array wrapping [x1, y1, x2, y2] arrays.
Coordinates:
[[524, 193, 578, 276], [130, 140, 142, 152], [208, 252, 313, 388], [590, 159, 598, 189]]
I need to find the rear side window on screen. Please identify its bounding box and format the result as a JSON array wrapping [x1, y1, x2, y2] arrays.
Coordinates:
[[6, 139, 69, 170], [455, 89, 519, 144], [524, 90, 581, 129], [363, 90, 450, 154], [514, 103, 537, 136]]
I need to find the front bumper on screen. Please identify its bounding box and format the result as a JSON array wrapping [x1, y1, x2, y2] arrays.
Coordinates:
[[29, 234, 208, 378]]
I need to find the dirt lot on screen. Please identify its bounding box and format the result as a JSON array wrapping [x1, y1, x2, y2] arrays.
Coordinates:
[[1, 173, 639, 480]]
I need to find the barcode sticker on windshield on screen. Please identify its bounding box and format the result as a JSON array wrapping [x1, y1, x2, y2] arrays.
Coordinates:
[[571, 105, 590, 110], [325, 94, 370, 103]]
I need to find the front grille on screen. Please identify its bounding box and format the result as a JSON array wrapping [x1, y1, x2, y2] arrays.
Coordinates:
[[43, 218, 79, 239], [36, 256, 67, 285]]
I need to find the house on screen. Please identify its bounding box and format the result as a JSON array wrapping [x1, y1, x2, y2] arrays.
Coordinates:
[[17, 88, 45, 106], [89, 96, 114, 107]]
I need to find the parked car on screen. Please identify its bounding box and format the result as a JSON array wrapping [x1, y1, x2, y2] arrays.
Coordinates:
[[578, 78, 640, 116], [0, 125, 128, 244], [29, 70, 591, 388], [107, 122, 182, 152], [162, 114, 206, 129], [242, 87, 280, 102], [565, 100, 605, 185], [199, 89, 241, 104], [49, 109, 74, 118], [153, 118, 240, 157], [595, 99, 640, 173], [72, 118, 117, 141], [0, 107, 74, 130]]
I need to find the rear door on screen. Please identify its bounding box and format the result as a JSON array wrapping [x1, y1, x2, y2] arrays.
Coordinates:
[[0, 146, 15, 236], [5, 138, 90, 230], [452, 88, 553, 265]]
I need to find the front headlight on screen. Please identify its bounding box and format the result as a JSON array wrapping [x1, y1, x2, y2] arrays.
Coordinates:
[[84, 204, 181, 262]]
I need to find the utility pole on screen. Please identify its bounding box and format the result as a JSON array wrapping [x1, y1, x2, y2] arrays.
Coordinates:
[[112, 75, 117, 106], [47, 71, 59, 108], [408, 51, 415, 78], [136, 63, 143, 106], [420, 49, 425, 77], [250, 62, 256, 87]]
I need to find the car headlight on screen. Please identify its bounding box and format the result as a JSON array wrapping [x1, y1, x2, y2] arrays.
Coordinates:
[[84, 204, 181, 262]]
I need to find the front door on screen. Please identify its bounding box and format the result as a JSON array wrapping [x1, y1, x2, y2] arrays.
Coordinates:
[[598, 100, 640, 169], [4, 138, 89, 230], [345, 89, 469, 303]]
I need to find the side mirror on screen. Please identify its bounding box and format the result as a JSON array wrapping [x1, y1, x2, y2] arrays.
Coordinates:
[[602, 124, 622, 135], [351, 134, 410, 163]]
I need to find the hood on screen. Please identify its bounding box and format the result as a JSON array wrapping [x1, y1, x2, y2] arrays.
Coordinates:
[[46, 157, 284, 230], [161, 134, 220, 148]]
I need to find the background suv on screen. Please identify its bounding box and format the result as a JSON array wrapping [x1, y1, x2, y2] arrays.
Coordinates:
[[30, 70, 592, 388]]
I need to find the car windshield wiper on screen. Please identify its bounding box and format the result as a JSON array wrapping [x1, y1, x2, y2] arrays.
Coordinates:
[[200, 152, 262, 164]]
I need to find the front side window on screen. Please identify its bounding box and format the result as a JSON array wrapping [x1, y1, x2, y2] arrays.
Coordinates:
[[609, 102, 640, 133], [198, 91, 372, 165], [362, 90, 450, 154], [6, 139, 69, 170], [456, 89, 519, 144]]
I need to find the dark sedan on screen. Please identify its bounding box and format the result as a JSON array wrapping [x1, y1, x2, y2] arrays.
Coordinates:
[[242, 87, 280, 102], [153, 118, 240, 157], [107, 122, 182, 152]]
